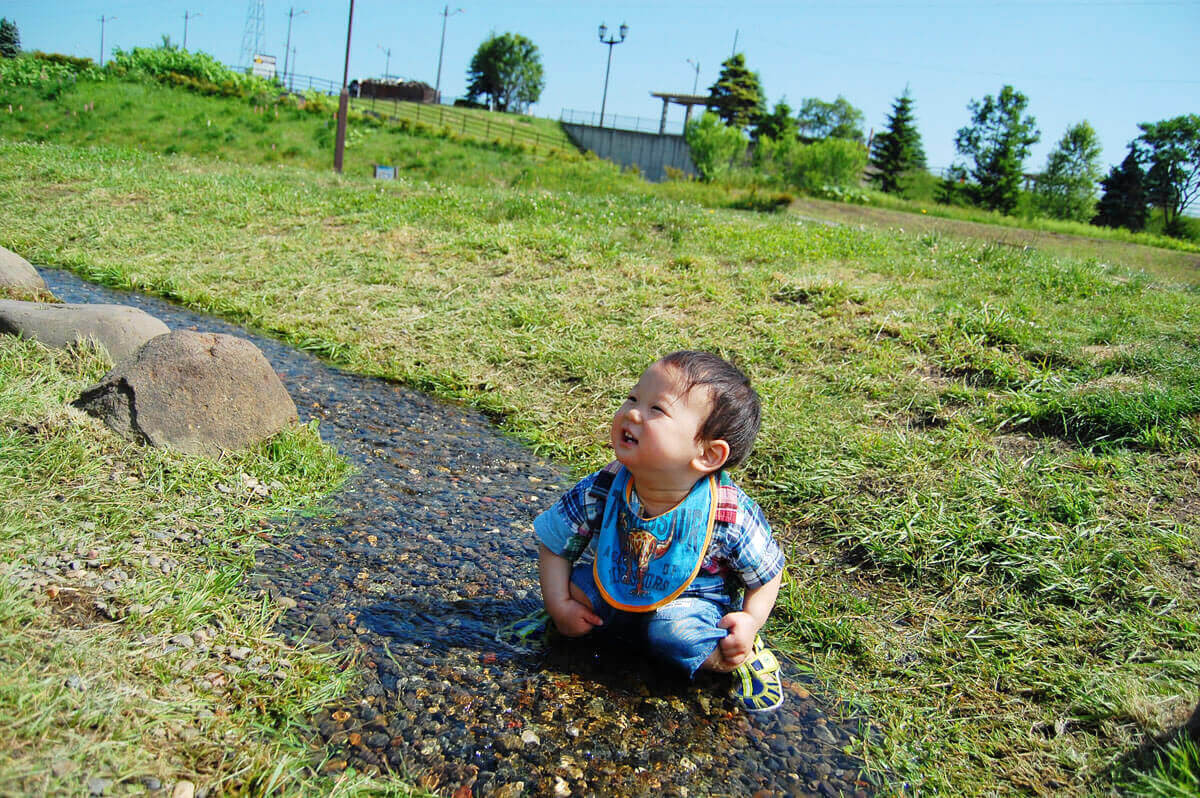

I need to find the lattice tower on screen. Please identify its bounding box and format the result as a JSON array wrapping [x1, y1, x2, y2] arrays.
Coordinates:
[[238, 0, 266, 68]]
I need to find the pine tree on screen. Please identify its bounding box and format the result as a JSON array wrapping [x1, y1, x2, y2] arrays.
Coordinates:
[[752, 100, 797, 142], [705, 54, 765, 131], [0, 18, 20, 59], [954, 85, 1040, 214], [869, 89, 926, 194], [1092, 145, 1148, 231]]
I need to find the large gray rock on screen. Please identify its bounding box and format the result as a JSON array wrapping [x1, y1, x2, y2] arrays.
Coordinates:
[[72, 330, 298, 458], [0, 246, 48, 293], [0, 299, 169, 363]]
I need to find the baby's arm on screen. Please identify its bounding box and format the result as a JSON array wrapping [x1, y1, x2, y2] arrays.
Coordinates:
[[537, 543, 603, 637], [716, 570, 783, 668]]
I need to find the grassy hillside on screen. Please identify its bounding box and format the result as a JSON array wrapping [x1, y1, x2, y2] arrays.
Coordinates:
[[1, 75, 1198, 795]]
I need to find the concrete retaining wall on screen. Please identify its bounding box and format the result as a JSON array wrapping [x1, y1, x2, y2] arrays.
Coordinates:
[[561, 123, 697, 182]]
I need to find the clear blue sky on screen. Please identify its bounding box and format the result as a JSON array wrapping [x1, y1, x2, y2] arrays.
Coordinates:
[[5, 0, 1199, 174]]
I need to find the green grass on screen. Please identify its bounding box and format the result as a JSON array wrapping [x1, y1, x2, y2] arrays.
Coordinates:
[[1, 78, 1198, 795], [862, 184, 1200, 255], [0, 334, 422, 795], [348, 95, 575, 153]]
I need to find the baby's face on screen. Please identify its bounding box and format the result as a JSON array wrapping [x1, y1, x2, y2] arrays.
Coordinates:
[[610, 361, 711, 480]]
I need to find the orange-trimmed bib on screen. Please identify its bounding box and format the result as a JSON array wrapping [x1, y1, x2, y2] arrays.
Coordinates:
[[593, 467, 717, 612]]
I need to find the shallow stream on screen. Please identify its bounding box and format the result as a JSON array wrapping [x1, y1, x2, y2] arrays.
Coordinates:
[[43, 269, 875, 798]]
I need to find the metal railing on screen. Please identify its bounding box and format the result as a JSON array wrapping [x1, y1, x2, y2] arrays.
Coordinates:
[[350, 96, 575, 153], [560, 108, 686, 136]]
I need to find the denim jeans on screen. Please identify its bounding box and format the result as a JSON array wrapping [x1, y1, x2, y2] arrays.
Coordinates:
[[570, 561, 734, 676]]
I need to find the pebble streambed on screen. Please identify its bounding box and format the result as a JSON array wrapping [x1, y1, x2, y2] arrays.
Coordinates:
[[43, 269, 876, 798]]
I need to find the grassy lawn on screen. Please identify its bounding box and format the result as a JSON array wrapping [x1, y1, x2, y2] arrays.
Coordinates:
[[0, 335, 426, 795], [1, 77, 1198, 795]]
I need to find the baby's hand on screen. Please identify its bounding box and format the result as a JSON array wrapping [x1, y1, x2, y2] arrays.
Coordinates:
[[716, 611, 760, 668], [547, 598, 603, 637]]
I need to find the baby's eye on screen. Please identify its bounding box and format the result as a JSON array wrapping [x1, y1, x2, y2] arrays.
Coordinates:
[[651, 404, 665, 413]]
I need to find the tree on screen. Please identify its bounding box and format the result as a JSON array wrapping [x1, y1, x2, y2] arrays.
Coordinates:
[[1138, 114, 1200, 237], [1092, 145, 1148, 231], [465, 32, 544, 113], [753, 100, 797, 142], [705, 54, 765, 130], [795, 95, 865, 143], [1032, 120, 1103, 223], [869, 89, 926, 194], [953, 84, 1040, 214], [685, 111, 746, 182], [0, 18, 20, 59]]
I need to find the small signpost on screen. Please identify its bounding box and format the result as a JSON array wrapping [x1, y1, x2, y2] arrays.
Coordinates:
[[251, 54, 276, 79], [373, 165, 396, 180]]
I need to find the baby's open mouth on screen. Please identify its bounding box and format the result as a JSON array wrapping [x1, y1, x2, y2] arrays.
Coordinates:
[[622, 431, 637, 444]]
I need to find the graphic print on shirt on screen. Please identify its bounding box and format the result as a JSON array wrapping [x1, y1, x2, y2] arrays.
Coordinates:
[[618, 513, 676, 596]]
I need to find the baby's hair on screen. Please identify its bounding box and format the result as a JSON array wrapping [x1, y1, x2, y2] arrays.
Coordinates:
[[658, 350, 761, 470]]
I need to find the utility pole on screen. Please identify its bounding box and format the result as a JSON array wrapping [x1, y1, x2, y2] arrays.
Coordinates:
[[435, 6, 463, 104], [378, 44, 391, 80], [183, 11, 200, 51], [686, 58, 700, 94], [334, 0, 355, 174], [597, 21, 627, 128], [730, 29, 739, 57], [283, 8, 306, 80], [98, 15, 116, 67]]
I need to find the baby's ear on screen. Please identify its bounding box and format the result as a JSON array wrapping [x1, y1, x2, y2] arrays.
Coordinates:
[[694, 438, 730, 473]]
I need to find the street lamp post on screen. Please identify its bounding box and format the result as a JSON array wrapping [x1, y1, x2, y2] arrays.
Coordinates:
[[597, 22, 627, 128], [99, 15, 116, 67], [334, 0, 355, 174], [183, 11, 200, 51], [283, 8, 306, 84], [686, 58, 700, 95], [435, 6, 463, 104]]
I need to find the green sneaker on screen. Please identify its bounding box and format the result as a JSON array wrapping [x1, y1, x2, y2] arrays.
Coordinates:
[[495, 607, 550, 650], [730, 636, 784, 713]]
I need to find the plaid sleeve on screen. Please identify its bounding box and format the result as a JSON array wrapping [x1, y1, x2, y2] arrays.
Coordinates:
[[721, 489, 784, 590], [533, 465, 614, 561]]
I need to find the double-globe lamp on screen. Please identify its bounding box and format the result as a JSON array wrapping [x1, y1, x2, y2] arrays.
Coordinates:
[[597, 22, 628, 128]]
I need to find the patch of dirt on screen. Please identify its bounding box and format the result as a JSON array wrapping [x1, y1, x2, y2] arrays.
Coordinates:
[[45, 585, 112, 628], [994, 433, 1073, 462]]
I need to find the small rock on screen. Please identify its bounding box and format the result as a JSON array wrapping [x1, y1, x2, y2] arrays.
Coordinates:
[[169, 634, 195, 648], [811, 724, 837, 745], [142, 777, 162, 791], [552, 776, 570, 797], [494, 783, 524, 798], [276, 596, 297, 610], [520, 729, 540, 746], [65, 675, 86, 691], [320, 759, 348, 774], [50, 759, 77, 778], [171, 781, 195, 798], [87, 777, 111, 795], [495, 733, 523, 754], [228, 646, 251, 660]]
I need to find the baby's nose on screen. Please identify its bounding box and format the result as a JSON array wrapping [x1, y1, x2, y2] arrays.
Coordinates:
[[627, 406, 643, 423]]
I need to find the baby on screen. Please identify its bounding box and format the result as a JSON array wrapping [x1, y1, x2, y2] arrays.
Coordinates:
[[534, 350, 785, 711]]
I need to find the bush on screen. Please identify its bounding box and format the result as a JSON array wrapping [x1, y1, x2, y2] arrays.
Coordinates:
[[684, 111, 746, 182], [756, 136, 868, 194], [0, 52, 102, 88], [105, 46, 277, 100]]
